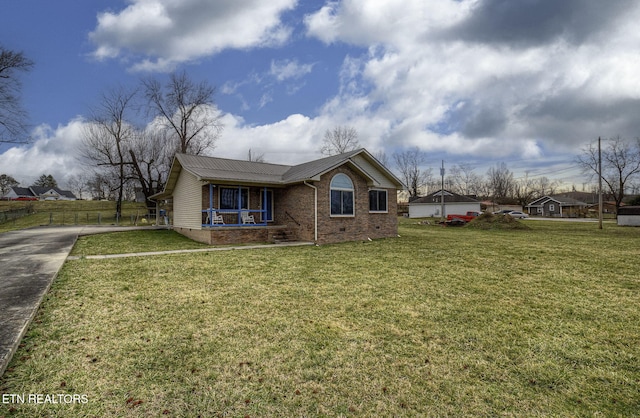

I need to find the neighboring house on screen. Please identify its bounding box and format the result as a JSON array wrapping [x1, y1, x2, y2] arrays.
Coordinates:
[[150, 149, 403, 245], [617, 206, 640, 226], [2, 186, 76, 201], [408, 190, 481, 218], [526, 195, 588, 217]]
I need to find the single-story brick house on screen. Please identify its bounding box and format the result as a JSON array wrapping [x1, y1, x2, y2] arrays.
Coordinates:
[[151, 149, 403, 245], [408, 190, 481, 218], [526, 195, 588, 217]]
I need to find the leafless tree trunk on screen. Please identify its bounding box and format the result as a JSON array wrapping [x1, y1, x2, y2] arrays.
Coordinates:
[[143, 70, 223, 155], [486, 162, 514, 204], [576, 136, 640, 212], [0, 46, 34, 144], [80, 86, 138, 217], [393, 147, 428, 199], [66, 173, 89, 200], [247, 148, 266, 162], [319, 126, 360, 156], [128, 128, 172, 203], [447, 163, 483, 196]]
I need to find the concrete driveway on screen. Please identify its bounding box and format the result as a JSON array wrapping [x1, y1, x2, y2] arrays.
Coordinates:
[[0, 225, 161, 377]]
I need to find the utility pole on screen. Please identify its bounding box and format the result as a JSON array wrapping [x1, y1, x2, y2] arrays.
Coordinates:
[[440, 160, 445, 221], [598, 137, 603, 230]]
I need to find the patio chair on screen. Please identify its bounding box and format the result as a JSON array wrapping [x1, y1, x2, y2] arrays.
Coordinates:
[[241, 211, 256, 224], [206, 211, 225, 225]]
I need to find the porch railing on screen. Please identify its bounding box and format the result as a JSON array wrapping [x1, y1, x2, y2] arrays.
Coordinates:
[[202, 208, 268, 227]]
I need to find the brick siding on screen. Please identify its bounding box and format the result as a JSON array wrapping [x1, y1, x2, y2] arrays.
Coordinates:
[[192, 166, 398, 245]]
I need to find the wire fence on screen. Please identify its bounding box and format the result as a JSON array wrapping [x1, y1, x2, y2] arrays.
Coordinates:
[[0, 209, 164, 228], [0, 207, 35, 224]]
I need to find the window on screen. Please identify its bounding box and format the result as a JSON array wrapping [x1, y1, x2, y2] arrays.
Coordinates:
[[220, 187, 248, 210], [369, 189, 388, 212], [330, 174, 354, 216], [549, 204, 555, 212]]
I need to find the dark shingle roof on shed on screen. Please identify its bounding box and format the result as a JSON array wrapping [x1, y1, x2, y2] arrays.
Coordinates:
[[410, 189, 479, 204], [618, 206, 640, 215]]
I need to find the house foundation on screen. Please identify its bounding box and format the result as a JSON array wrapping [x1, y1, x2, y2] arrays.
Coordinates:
[[174, 225, 292, 245]]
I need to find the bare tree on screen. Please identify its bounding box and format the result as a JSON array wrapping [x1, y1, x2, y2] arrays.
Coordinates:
[[143, 70, 223, 155], [87, 171, 117, 201], [320, 126, 360, 156], [486, 162, 515, 204], [576, 136, 640, 212], [373, 150, 390, 168], [127, 128, 171, 204], [80, 86, 138, 217], [393, 147, 428, 199], [66, 173, 89, 200], [536, 176, 559, 197], [247, 148, 266, 162], [447, 163, 483, 196], [0, 46, 34, 144], [513, 172, 539, 207]]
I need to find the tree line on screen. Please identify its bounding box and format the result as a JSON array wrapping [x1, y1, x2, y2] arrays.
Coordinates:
[[393, 137, 640, 211]]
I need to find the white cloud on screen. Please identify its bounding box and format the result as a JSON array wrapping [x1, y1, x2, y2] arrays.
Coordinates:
[[269, 59, 314, 82], [90, 0, 297, 71], [303, 0, 640, 163], [0, 119, 87, 187]]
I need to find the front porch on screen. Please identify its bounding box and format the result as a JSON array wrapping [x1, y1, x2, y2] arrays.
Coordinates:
[[201, 184, 274, 227]]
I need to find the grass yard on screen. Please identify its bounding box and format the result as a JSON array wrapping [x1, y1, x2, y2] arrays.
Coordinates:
[[1, 219, 639, 416], [0, 201, 150, 233]]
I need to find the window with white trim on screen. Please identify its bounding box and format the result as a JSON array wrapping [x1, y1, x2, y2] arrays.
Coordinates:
[[369, 189, 388, 212], [330, 174, 354, 216], [549, 204, 555, 212]]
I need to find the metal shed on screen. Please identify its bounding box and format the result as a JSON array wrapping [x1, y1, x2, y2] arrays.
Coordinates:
[[617, 206, 640, 226]]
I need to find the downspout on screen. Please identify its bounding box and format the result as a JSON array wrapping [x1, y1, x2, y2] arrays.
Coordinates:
[[304, 181, 318, 243]]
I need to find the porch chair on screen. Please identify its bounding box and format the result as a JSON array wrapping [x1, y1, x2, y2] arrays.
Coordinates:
[[241, 211, 256, 224], [207, 211, 225, 225]]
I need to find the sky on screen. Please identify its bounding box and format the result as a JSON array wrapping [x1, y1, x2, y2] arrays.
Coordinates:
[[2, 0, 640, 189]]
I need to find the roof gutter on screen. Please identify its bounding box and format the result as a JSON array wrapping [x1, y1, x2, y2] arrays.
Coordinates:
[[304, 181, 318, 243]]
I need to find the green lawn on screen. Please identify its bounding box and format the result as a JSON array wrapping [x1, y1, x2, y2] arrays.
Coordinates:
[[1, 219, 639, 417], [0, 201, 151, 233]]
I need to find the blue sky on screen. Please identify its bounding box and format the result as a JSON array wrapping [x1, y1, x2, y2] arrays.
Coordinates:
[[2, 0, 640, 188]]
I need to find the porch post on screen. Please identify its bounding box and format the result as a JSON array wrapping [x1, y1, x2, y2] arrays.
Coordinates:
[[263, 186, 267, 223], [209, 183, 214, 226], [237, 185, 242, 224]]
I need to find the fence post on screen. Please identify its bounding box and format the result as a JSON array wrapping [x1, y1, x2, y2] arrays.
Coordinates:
[[98, 213, 101, 225], [49, 212, 53, 225]]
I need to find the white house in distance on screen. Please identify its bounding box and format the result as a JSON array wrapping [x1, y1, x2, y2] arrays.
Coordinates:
[[2, 186, 77, 201], [408, 189, 481, 218]]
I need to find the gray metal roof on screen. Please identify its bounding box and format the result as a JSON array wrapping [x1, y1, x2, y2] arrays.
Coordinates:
[[177, 154, 290, 184], [152, 148, 402, 200]]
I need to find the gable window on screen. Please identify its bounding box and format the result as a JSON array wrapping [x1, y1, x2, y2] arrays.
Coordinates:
[[549, 204, 555, 212], [220, 187, 248, 210], [369, 189, 388, 212], [330, 174, 354, 216]]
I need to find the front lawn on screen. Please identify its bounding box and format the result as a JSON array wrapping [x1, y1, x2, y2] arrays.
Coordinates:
[[1, 219, 639, 416]]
